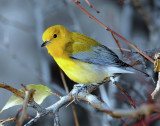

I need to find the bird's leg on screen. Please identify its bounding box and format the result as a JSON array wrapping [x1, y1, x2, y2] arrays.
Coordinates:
[[74, 84, 89, 102]]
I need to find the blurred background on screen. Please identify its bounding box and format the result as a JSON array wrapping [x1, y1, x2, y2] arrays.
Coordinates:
[[0, 0, 160, 125]]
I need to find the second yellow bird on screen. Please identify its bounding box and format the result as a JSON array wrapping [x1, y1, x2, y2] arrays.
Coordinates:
[[41, 25, 147, 84]]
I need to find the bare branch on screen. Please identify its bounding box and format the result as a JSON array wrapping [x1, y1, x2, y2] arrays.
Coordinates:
[[16, 89, 35, 126], [72, 0, 154, 63], [0, 117, 16, 125], [59, 68, 79, 126], [24, 83, 160, 126], [85, 0, 100, 13], [0, 83, 25, 99]]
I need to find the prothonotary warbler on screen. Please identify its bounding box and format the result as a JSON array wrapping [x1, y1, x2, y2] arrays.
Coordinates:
[[41, 25, 148, 85]]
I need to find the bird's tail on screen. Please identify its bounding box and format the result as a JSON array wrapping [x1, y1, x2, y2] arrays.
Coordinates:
[[117, 60, 150, 77], [124, 66, 149, 77]]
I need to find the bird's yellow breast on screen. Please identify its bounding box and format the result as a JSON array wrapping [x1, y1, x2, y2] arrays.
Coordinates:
[[54, 56, 109, 84]]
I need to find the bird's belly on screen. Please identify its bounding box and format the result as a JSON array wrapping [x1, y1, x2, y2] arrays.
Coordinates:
[[55, 58, 110, 84]]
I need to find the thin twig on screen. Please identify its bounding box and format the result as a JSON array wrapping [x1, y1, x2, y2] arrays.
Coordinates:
[[0, 117, 16, 125], [59, 69, 80, 126], [16, 89, 35, 126], [111, 33, 124, 55], [115, 82, 145, 125], [59, 69, 69, 93], [48, 91, 62, 98], [85, 0, 100, 13], [115, 83, 136, 109], [0, 83, 24, 98], [107, 27, 154, 63], [72, 0, 154, 64]]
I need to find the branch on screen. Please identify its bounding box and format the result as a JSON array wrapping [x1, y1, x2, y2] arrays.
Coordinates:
[[72, 0, 154, 64], [59, 69, 79, 126], [0, 117, 16, 125], [16, 89, 35, 126], [25, 83, 160, 126], [85, 0, 100, 13], [24, 84, 104, 126], [0, 83, 25, 98]]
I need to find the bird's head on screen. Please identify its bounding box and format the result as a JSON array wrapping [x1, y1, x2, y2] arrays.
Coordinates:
[[41, 25, 71, 48]]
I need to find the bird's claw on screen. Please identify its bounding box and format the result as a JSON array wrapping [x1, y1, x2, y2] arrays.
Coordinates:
[[74, 84, 89, 102]]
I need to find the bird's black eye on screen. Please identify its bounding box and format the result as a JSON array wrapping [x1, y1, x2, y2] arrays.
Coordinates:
[[53, 34, 57, 38]]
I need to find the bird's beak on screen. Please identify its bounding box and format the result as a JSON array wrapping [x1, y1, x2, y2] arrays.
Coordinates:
[[41, 41, 51, 47]]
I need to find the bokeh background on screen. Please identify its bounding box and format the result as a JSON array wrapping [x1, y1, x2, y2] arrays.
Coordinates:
[[0, 0, 160, 125]]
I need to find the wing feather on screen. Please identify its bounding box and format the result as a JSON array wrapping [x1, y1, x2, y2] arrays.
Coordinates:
[[65, 42, 126, 66], [65, 42, 149, 76]]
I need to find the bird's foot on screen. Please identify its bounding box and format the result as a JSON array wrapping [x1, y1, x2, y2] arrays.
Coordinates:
[[74, 84, 89, 102]]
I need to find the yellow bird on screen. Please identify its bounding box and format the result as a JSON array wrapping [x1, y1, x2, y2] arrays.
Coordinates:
[[41, 25, 148, 85]]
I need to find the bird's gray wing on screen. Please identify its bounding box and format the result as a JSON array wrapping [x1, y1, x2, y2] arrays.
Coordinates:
[[67, 42, 127, 67], [65, 42, 149, 76]]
